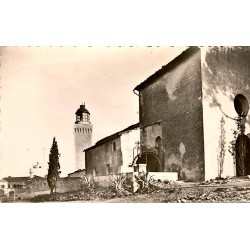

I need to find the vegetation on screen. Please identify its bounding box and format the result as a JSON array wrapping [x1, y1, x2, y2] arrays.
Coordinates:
[[217, 117, 226, 178], [47, 137, 61, 194], [108, 174, 131, 197], [80, 176, 96, 192], [134, 172, 156, 193]]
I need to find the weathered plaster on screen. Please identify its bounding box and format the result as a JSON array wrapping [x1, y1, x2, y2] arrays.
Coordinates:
[[201, 46, 250, 180], [139, 49, 204, 181], [86, 127, 139, 176]]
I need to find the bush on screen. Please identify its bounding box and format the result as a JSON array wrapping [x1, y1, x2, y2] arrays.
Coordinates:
[[109, 174, 127, 193], [80, 176, 96, 192], [134, 172, 157, 194]]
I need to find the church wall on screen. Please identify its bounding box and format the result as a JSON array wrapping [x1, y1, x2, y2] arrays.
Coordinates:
[[201, 47, 250, 180], [85, 137, 123, 176], [139, 49, 205, 181]]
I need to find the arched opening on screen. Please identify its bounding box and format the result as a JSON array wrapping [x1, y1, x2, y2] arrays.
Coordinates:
[[155, 136, 162, 149], [136, 153, 162, 172]]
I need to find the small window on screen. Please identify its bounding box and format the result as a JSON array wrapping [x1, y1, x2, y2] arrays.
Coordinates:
[[8, 185, 10, 188], [1, 185, 4, 188], [112, 142, 116, 151], [155, 136, 162, 149]]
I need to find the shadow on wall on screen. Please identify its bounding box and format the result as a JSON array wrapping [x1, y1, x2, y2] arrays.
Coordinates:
[[203, 47, 250, 122]]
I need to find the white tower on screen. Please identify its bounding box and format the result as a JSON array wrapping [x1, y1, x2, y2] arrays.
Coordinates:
[[74, 103, 93, 170]]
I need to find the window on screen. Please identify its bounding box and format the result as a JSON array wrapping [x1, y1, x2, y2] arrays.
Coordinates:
[[155, 136, 162, 149], [76, 115, 80, 122], [112, 142, 116, 151], [1, 185, 4, 188], [8, 185, 10, 188], [82, 113, 90, 122], [234, 94, 249, 117]]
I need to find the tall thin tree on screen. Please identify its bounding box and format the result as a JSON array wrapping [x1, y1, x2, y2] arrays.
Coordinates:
[[47, 137, 61, 194]]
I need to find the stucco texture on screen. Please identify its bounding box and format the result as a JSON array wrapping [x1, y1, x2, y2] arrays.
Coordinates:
[[86, 137, 123, 176], [201, 46, 250, 180], [139, 49, 204, 181]]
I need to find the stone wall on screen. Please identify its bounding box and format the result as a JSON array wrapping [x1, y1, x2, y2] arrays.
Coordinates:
[[15, 177, 82, 197]]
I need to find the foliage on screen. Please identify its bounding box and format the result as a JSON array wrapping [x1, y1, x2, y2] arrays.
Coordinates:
[[134, 172, 157, 194], [80, 176, 96, 193], [217, 117, 226, 178], [47, 137, 61, 194], [109, 174, 128, 194], [235, 134, 248, 176], [228, 116, 248, 176]]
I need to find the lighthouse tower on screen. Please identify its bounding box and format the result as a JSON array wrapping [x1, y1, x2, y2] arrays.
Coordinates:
[[74, 103, 93, 171]]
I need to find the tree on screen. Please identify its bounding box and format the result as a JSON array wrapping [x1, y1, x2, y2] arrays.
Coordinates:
[[47, 137, 61, 194], [217, 117, 226, 178]]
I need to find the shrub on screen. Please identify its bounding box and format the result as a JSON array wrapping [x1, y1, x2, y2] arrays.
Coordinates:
[[80, 176, 96, 192], [109, 174, 128, 193], [134, 172, 157, 194]]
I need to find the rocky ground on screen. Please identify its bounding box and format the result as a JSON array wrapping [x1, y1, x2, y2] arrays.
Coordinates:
[[2, 177, 250, 203], [107, 177, 250, 203]]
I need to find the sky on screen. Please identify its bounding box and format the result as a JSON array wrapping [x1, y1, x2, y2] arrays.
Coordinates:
[[0, 46, 186, 178]]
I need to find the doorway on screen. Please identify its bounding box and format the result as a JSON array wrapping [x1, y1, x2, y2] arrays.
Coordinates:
[[136, 153, 162, 172]]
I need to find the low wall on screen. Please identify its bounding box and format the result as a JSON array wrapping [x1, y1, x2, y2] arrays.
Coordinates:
[[92, 172, 178, 192], [13, 172, 178, 197], [93, 176, 111, 188], [15, 177, 82, 197], [147, 172, 178, 181]]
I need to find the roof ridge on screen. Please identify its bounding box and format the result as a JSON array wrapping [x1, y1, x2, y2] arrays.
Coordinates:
[[134, 46, 200, 91], [85, 122, 139, 151]]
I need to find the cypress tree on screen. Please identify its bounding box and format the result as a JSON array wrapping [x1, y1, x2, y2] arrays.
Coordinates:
[[47, 137, 61, 194]]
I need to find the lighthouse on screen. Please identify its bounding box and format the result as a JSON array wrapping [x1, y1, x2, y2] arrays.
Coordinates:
[[73, 103, 93, 171]]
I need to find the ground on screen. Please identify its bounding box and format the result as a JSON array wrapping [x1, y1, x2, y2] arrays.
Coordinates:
[[2, 177, 250, 203]]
